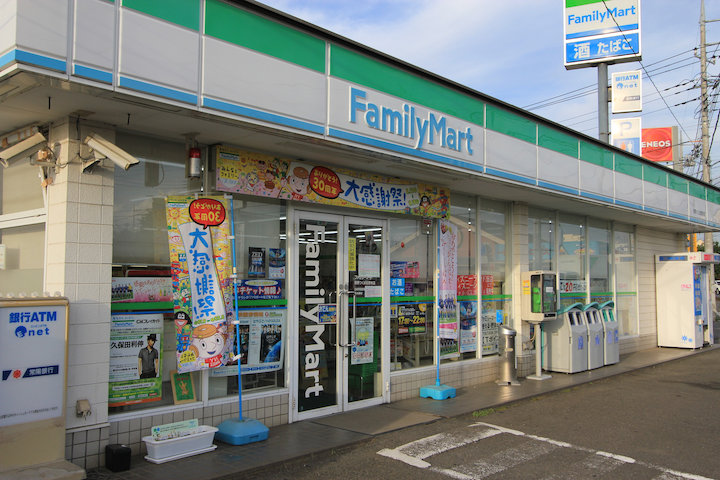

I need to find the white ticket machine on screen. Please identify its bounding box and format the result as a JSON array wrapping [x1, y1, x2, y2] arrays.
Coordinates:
[[655, 252, 719, 348]]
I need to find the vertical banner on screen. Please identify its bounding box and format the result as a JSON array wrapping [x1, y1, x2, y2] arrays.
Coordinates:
[[166, 196, 233, 373], [437, 219, 459, 358], [108, 313, 163, 406]]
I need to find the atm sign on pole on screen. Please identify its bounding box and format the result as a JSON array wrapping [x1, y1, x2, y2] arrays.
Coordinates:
[[612, 70, 642, 113]]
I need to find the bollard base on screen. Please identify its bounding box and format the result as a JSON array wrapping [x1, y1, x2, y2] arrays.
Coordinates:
[[496, 379, 521, 386], [419, 384, 456, 400], [527, 373, 552, 381]]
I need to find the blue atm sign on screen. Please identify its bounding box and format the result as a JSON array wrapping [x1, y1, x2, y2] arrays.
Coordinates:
[[564, 0, 641, 69]]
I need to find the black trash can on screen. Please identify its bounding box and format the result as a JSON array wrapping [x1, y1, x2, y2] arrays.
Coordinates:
[[105, 444, 131, 472]]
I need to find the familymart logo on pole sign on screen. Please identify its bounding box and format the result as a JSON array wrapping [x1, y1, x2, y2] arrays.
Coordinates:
[[564, 0, 641, 69]]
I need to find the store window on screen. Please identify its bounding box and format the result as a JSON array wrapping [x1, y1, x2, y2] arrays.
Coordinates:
[[558, 214, 586, 308], [614, 224, 637, 336], [528, 208, 555, 272], [389, 217, 434, 371], [450, 194, 477, 361], [0, 158, 46, 295], [480, 199, 510, 356], [588, 220, 611, 305]]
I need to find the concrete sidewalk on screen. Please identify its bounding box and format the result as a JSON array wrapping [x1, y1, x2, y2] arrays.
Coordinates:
[[85, 344, 718, 480]]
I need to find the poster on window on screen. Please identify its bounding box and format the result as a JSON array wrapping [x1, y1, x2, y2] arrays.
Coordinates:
[[108, 313, 163, 407], [166, 196, 233, 373], [268, 248, 286, 279], [437, 219, 459, 358], [351, 317, 374, 365], [111, 277, 172, 303], [397, 304, 427, 334], [248, 247, 266, 278], [459, 300, 477, 353], [232, 309, 285, 374]]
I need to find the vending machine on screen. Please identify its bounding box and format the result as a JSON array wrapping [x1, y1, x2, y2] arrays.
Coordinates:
[[655, 252, 719, 348]]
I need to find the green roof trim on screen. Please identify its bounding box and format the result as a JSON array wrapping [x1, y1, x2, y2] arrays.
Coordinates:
[[643, 164, 667, 187], [330, 45, 484, 126], [579, 141, 613, 169], [538, 125, 578, 157], [689, 182, 706, 200], [708, 190, 720, 205], [486, 104, 535, 143], [566, 0, 603, 6], [205, 0, 326, 73], [614, 154, 643, 179], [668, 175, 688, 193], [123, 0, 200, 31]]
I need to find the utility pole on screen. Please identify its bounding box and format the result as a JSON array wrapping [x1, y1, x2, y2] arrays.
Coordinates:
[[701, 1, 714, 254], [598, 63, 609, 143]]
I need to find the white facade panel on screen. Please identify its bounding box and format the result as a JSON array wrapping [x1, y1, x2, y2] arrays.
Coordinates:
[[614, 171, 643, 206], [537, 148, 578, 190], [119, 8, 198, 92], [486, 130, 536, 178], [16, 0, 67, 58], [74, 0, 115, 72], [689, 196, 707, 222], [708, 202, 720, 226], [0, 0, 17, 55], [668, 189, 688, 217], [643, 182, 667, 213], [204, 36, 326, 124], [579, 161, 613, 197], [328, 77, 482, 167]]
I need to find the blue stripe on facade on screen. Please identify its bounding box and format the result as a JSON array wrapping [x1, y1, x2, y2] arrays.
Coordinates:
[[615, 199, 642, 210], [328, 128, 484, 173], [74, 65, 113, 84], [643, 205, 668, 215], [667, 211, 689, 221], [566, 24, 639, 40], [484, 167, 535, 185], [537, 180, 579, 196], [119, 76, 197, 104], [3, 49, 66, 72], [579, 191, 614, 203], [205, 98, 325, 135]]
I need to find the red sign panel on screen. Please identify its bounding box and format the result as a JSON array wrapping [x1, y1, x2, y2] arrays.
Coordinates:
[[641, 128, 674, 162]]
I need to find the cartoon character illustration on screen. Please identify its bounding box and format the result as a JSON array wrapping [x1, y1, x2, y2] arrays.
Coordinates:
[[188, 324, 226, 368], [174, 310, 192, 353], [285, 166, 310, 201]]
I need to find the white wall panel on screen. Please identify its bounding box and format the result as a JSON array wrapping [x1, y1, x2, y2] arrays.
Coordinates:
[[74, 0, 114, 71], [537, 148, 578, 190], [614, 172, 643, 206], [709, 203, 720, 226], [689, 196, 707, 222], [119, 8, 198, 92], [486, 130, 536, 179], [579, 161, 613, 197], [16, 0, 67, 58], [643, 182, 667, 212], [668, 189, 688, 217], [205, 37, 326, 124], [0, 0, 17, 55]]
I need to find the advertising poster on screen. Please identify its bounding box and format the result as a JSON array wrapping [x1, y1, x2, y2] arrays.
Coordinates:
[[0, 300, 68, 427], [459, 300, 477, 353], [234, 309, 285, 375], [457, 274, 478, 297], [351, 317, 374, 365], [438, 219, 459, 358], [111, 277, 172, 303], [108, 313, 163, 407], [397, 304, 427, 334], [268, 248, 286, 279], [215, 146, 450, 219], [481, 307, 500, 355], [248, 247, 266, 277], [391, 261, 420, 278], [166, 196, 233, 373], [236, 279, 282, 300]]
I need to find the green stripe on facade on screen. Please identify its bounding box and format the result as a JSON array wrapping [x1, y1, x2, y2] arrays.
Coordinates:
[[111, 301, 173, 311], [391, 296, 434, 303], [579, 141, 613, 169], [486, 104, 535, 143], [205, 0, 325, 73], [689, 182, 706, 200], [457, 295, 478, 301], [643, 164, 667, 187], [538, 125, 578, 157], [709, 190, 720, 205], [482, 295, 512, 301], [123, 0, 200, 31], [330, 45, 484, 126], [614, 154, 642, 179], [566, 0, 603, 7], [236, 299, 288, 307], [668, 175, 688, 193]]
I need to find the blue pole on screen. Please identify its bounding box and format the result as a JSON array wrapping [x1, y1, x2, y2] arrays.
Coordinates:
[[228, 196, 243, 420]]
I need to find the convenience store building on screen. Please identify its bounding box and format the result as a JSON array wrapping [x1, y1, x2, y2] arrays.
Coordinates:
[[1, 0, 717, 472]]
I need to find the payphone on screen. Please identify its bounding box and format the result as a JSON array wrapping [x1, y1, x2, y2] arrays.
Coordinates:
[[521, 271, 558, 380]]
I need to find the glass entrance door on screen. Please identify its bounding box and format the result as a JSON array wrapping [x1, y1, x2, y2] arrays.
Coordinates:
[[296, 213, 385, 419]]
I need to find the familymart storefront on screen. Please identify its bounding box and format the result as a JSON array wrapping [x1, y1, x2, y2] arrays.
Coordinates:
[[1, 0, 718, 472]]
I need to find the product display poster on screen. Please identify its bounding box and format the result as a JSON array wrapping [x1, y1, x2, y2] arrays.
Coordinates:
[[249, 247, 266, 277], [268, 248, 286, 279], [233, 309, 285, 374], [108, 313, 163, 407], [358, 254, 380, 278], [166, 196, 233, 373], [459, 301, 478, 353], [0, 300, 68, 427], [397, 304, 427, 334], [438, 220, 459, 358], [351, 317, 374, 365]]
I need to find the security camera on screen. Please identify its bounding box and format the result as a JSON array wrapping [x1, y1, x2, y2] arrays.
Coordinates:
[[82, 133, 139, 171], [0, 132, 47, 168]]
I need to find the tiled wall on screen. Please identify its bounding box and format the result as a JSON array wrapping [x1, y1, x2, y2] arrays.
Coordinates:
[[68, 393, 288, 470]]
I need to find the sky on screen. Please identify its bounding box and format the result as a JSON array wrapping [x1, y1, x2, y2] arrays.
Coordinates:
[[256, 0, 720, 183]]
